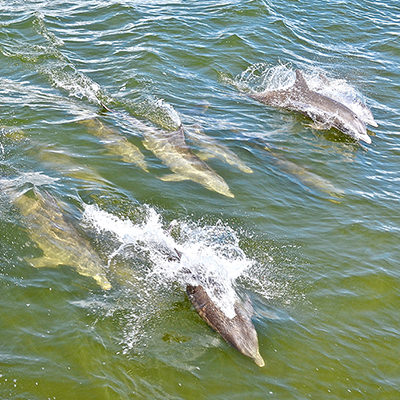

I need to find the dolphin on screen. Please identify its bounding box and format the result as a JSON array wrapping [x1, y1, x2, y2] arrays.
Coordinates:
[[168, 248, 264, 366], [251, 70, 376, 144], [14, 188, 111, 290], [187, 285, 264, 367], [39, 149, 111, 187], [187, 125, 253, 174], [142, 125, 234, 198], [78, 118, 149, 172], [264, 146, 344, 199]]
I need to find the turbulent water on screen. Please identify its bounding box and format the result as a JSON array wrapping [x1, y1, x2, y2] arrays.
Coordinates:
[[1, 1, 399, 399]]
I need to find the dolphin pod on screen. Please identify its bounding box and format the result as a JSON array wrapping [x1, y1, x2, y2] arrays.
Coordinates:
[[9, 180, 260, 365], [8, 61, 379, 367], [250, 69, 377, 144], [77, 111, 234, 198]]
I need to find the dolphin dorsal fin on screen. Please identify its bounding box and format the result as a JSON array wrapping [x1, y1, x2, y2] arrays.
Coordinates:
[[294, 70, 309, 90]]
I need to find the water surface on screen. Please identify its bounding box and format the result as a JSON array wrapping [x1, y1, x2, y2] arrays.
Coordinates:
[[1, 1, 399, 399]]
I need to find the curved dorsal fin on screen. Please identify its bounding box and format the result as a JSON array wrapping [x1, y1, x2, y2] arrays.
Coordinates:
[[294, 70, 309, 90]]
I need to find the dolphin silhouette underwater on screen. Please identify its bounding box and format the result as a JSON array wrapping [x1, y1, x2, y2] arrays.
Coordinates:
[[142, 124, 235, 198], [13, 188, 111, 290], [168, 249, 264, 367], [250, 70, 378, 144]]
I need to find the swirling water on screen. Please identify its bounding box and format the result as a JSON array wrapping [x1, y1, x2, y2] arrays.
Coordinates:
[[0, 1, 399, 399]]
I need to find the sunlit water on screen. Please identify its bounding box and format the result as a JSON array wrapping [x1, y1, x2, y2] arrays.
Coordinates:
[[1, 1, 399, 399]]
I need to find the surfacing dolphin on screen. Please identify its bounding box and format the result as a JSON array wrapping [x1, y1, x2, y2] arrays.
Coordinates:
[[169, 249, 264, 367], [250, 70, 377, 144], [187, 285, 265, 367]]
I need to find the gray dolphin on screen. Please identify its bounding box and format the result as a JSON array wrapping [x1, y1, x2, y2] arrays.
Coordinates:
[[169, 249, 264, 366], [187, 285, 264, 367], [264, 145, 344, 200], [251, 70, 377, 144]]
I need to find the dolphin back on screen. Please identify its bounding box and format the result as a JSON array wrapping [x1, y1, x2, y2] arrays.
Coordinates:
[[186, 285, 265, 367]]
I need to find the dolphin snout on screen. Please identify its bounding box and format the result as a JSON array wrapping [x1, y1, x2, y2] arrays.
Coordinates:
[[353, 118, 371, 144], [359, 134, 372, 144], [253, 351, 265, 367]]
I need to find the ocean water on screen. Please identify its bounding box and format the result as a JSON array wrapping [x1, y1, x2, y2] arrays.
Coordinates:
[[0, 1, 399, 399]]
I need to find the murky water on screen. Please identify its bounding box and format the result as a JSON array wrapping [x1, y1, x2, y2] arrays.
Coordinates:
[[1, 1, 399, 399]]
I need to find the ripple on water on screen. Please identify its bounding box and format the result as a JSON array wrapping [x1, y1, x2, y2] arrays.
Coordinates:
[[0, 0, 399, 398]]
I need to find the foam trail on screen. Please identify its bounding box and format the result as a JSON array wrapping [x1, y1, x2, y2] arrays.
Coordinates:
[[29, 14, 183, 131]]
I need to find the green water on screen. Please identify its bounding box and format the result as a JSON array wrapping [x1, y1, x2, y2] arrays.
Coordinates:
[[1, 1, 399, 399]]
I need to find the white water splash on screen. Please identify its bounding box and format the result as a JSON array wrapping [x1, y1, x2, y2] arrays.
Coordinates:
[[232, 63, 294, 93], [42, 64, 106, 105], [153, 98, 182, 129], [83, 204, 252, 319], [304, 70, 377, 126]]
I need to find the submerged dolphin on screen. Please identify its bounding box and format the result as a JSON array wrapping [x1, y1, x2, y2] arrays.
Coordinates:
[[264, 146, 344, 199], [187, 126, 253, 174], [168, 249, 264, 366], [78, 118, 149, 172], [14, 188, 111, 290], [251, 70, 377, 144], [143, 125, 234, 198], [39, 149, 111, 187]]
